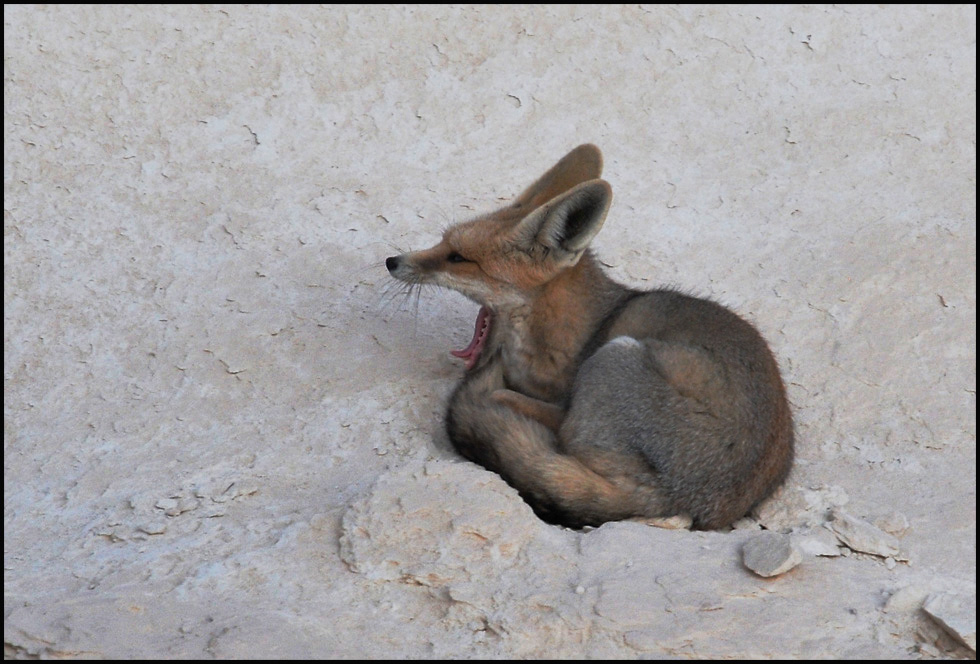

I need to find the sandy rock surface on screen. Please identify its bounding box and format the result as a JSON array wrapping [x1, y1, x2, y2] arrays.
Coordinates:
[[4, 5, 975, 659]]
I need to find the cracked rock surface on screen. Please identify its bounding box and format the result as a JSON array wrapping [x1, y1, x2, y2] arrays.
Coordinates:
[[4, 5, 975, 659]]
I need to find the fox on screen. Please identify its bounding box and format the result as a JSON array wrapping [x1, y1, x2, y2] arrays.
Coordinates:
[[385, 144, 793, 530]]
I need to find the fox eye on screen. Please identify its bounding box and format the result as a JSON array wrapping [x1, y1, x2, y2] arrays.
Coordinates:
[[447, 252, 469, 264]]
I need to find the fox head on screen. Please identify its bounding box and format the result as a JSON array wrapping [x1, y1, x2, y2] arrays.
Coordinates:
[[385, 144, 612, 310]]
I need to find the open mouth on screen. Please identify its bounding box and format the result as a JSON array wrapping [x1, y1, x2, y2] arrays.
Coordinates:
[[450, 306, 492, 371]]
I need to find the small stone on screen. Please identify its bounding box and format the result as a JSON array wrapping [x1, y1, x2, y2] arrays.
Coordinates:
[[742, 532, 803, 577], [884, 556, 896, 570], [827, 508, 901, 558], [922, 592, 976, 652], [575, 585, 585, 595]]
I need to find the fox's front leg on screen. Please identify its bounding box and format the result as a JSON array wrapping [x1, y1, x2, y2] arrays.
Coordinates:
[[446, 349, 565, 434], [446, 355, 508, 470], [490, 389, 565, 434]]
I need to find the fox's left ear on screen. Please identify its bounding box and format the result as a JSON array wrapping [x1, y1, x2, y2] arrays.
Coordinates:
[[513, 144, 604, 211], [512, 179, 612, 263]]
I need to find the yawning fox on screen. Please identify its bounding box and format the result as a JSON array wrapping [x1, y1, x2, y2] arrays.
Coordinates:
[[386, 144, 793, 529]]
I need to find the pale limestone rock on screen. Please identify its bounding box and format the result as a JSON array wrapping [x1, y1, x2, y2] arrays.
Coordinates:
[[922, 592, 977, 652], [885, 584, 931, 614], [339, 460, 552, 584], [826, 508, 902, 559], [792, 526, 842, 557], [753, 484, 850, 532]]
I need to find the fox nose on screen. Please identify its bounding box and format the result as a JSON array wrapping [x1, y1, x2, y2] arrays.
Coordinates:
[[385, 256, 400, 273]]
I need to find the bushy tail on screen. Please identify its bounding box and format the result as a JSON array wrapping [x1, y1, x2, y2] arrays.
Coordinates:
[[445, 360, 668, 528]]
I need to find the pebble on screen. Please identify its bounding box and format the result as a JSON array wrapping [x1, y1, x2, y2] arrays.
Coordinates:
[[742, 532, 803, 577]]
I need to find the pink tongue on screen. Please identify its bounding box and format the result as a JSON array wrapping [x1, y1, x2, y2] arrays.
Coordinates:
[[451, 306, 492, 370]]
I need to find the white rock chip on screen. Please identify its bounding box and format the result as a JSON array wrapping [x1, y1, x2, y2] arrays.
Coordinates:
[[792, 526, 842, 557], [826, 508, 902, 559], [922, 592, 977, 652], [742, 532, 803, 577]]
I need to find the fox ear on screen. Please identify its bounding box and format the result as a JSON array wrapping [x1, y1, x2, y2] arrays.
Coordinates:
[[513, 179, 612, 260], [513, 144, 604, 211]]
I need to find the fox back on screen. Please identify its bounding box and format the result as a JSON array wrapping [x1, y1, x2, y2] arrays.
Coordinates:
[[386, 144, 793, 529]]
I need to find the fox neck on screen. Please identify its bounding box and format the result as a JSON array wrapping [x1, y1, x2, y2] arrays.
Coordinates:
[[496, 251, 630, 403]]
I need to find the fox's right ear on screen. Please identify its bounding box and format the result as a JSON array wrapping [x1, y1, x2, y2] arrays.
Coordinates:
[[512, 144, 603, 211], [512, 179, 612, 262]]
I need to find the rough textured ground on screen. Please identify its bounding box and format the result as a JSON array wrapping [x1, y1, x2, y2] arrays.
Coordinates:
[[4, 5, 976, 659]]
